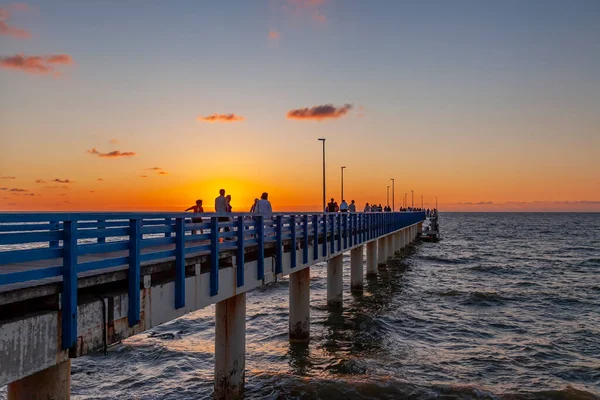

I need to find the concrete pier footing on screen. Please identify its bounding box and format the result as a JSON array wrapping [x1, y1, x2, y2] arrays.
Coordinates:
[[215, 293, 246, 400], [377, 237, 387, 267], [350, 246, 364, 292], [289, 267, 310, 342], [327, 255, 343, 307], [8, 360, 71, 400], [366, 241, 377, 276]]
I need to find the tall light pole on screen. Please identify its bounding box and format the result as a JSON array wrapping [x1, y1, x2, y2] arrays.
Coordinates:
[[341, 166, 346, 200], [386, 185, 390, 207], [436, 196, 438, 210], [421, 194, 423, 209], [390, 178, 395, 211], [318, 138, 326, 212], [404, 192, 407, 208], [411, 189, 414, 208]]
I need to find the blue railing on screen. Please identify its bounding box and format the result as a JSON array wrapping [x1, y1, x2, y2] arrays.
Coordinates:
[[0, 211, 425, 350]]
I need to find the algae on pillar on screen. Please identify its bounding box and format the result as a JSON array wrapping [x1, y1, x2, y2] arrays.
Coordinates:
[[215, 293, 246, 400], [289, 267, 310, 342], [8, 360, 71, 400]]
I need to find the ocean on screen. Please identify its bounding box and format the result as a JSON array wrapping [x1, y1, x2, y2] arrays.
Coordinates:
[[2, 213, 599, 399]]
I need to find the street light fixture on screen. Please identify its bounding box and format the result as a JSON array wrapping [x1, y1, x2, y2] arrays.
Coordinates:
[[341, 166, 346, 200], [390, 178, 395, 211], [404, 192, 407, 208], [318, 138, 326, 212], [411, 190, 414, 208]]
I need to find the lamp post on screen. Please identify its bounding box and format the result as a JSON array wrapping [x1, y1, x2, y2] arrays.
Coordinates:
[[411, 190, 414, 208], [390, 178, 395, 211], [318, 138, 326, 212], [436, 196, 438, 210], [421, 195, 423, 209], [404, 192, 407, 208], [387, 186, 390, 208], [341, 166, 346, 201]]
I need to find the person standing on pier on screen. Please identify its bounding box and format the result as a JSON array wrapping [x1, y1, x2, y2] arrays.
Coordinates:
[[349, 200, 356, 212], [364, 203, 371, 212], [340, 199, 349, 212], [185, 199, 204, 234], [215, 189, 231, 234], [255, 192, 272, 215], [327, 198, 337, 212]]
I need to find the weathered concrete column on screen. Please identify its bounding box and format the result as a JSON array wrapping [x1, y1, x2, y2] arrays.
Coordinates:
[[289, 267, 310, 342], [8, 360, 71, 400], [350, 246, 364, 292], [387, 234, 394, 258], [215, 293, 246, 399], [327, 255, 343, 307], [417, 222, 423, 235], [366, 241, 377, 276], [377, 237, 387, 267]]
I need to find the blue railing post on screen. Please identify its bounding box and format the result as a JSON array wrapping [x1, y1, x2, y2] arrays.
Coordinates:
[[175, 217, 185, 309], [165, 217, 173, 237], [61, 219, 77, 349], [336, 213, 342, 252], [210, 217, 219, 296], [97, 220, 106, 244], [236, 216, 245, 287], [275, 215, 283, 274], [313, 214, 319, 260], [290, 215, 297, 269], [49, 221, 60, 248], [256, 215, 265, 280], [322, 214, 328, 257], [128, 218, 141, 326], [344, 213, 349, 249], [302, 215, 309, 264]]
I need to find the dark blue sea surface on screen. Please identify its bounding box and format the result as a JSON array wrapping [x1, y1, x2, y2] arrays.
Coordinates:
[[5, 213, 600, 399]]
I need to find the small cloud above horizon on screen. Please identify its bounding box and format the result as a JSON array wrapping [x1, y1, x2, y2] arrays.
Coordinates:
[[197, 113, 245, 123], [1, 176, 16, 179], [53, 178, 74, 184], [287, 103, 353, 121], [269, 30, 280, 40], [109, 139, 118, 144], [35, 179, 46, 183], [0, 53, 74, 76], [0, 3, 31, 39], [87, 148, 136, 158]]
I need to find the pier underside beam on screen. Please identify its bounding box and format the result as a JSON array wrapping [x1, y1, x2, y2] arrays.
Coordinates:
[[289, 267, 310, 342], [366, 241, 377, 276], [8, 360, 71, 400], [327, 255, 343, 307], [350, 246, 364, 292], [215, 293, 246, 400]]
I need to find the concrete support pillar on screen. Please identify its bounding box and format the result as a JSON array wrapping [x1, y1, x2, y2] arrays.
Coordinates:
[[289, 267, 310, 342], [395, 232, 401, 254], [366, 241, 377, 276], [377, 237, 387, 267], [8, 360, 71, 400], [215, 293, 246, 399], [417, 222, 423, 235], [386, 233, 394, 259], [350, 246, 364, 292], [401, 229, 407, 249], [327, 255, 343, 307]]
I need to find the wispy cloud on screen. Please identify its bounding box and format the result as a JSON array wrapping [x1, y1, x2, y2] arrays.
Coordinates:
[[35, 179, 46, 183], [44, 185, 68, 190], [9, 188, 28, 192], [148, 167, 162, 171], [197, 113, 245, 123], [287, 103, 353, 121], [53, 178, 74, 184], [109, 138, 118, 144], [0, 53, 74, 75], [286, 0, 328, 24], [269, 30, 280, 40], [87, 148, 136, 158], [146, 167, 168, 176], [0, 3, 31, 39], [97, 178, 103, 181], [1, 176, 16, 179], [158, 171, 168, 175], [139, 175, 148, 178]]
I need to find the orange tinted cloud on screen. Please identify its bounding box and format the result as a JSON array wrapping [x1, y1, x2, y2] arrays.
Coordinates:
[[197, 113, 245, 123], [0, 53, 74, 75], [287, 0, 327, 24], [53, 178, 74, 184], [287, 103, 353, 121], [109, 138, 118, 144], [87, 148, 136, 158], [0, 3, 31, 39], [269, 30, 280, 39], [35, 179, 45, 183], [1, 176, 16, 179]]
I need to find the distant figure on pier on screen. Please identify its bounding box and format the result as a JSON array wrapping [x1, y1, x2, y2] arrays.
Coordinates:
[[327, 198, 337, 212], [226, 195, 233, 213], [364, 203, 371, 212], [185, 199, 204, 235], [249, 198, 259, 213], [349, 200, 356, 212], [378, 204, 383, 212], [215, 189, 231, 234], [255, 192, 272, 215], [340, 199, 348, 212]]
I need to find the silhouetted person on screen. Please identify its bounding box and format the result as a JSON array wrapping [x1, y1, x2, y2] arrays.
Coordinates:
[[349, 200, 356, 213], [364, 203, 371, 212], [340, 199, 348, 212], [215, 189, 230, 235], [327, 198, 337, 212], [185, 199, 204, 234], [255, 192, 272, 215]]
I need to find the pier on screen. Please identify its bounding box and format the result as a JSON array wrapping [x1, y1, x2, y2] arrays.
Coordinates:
[[0, 211, 425, 399]]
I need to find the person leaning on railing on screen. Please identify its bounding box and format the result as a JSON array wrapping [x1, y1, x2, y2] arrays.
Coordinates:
[[185, 199, 204, 234]]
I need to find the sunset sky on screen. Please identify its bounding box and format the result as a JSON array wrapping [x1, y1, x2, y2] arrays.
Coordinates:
[[1, 0, 599, 212]]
